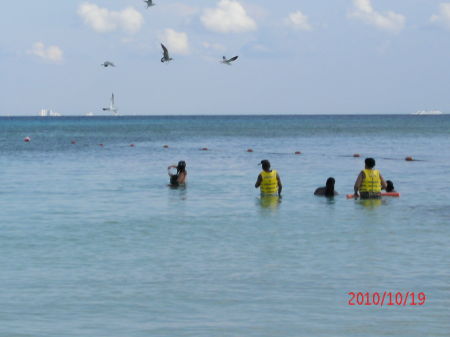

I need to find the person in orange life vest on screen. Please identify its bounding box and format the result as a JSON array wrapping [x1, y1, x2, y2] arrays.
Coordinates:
[[354, 158, 387, 199], [255, 160, 282, 196]]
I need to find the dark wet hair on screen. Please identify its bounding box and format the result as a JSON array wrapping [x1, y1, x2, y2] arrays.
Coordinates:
[[177, 161, 186, 174], [325, 177, 335, 197], [386, 180, 395, 192], [365, 158, 376, 169], [261, 159, 270, 171]]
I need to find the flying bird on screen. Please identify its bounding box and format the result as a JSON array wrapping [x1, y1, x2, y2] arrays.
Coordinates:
[[101, 61, 115, 67], [161, 44, 173, 63], [144, 0, 155, 8], [221, 56, 239, 65]]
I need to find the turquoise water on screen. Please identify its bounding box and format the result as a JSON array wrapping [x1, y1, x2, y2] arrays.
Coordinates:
[[0, 115, 449, 336]]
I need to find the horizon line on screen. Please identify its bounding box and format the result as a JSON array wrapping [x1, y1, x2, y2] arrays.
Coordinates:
[[1, 113, 446, 117]]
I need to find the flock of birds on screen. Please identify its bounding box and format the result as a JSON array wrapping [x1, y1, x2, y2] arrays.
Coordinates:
[[102, 46, 238, 66], [99, 0, 239, 114], [102, 0, 240, 66], [160, 43, 239, 64]]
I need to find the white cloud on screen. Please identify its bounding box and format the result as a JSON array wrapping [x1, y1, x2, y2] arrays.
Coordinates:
[[201, 0, 257, 33], [202, 42, 226, 52], [349, 0, 405, 33], [78, 2, 144, 34], [161, 29, 190, 55], [431, 3, 450, 29], [28, 42, 63, 63], [285, 11, 312, 31]]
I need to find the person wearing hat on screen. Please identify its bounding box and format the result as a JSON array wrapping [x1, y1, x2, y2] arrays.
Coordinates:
[[255, 160, 282, 196], [168, 160, 187, 187]]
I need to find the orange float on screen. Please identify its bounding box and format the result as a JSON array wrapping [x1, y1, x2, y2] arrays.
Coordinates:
[[346, 192, 400, 199]]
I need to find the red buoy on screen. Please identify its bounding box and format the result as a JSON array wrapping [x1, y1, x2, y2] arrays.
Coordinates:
[[24, 137, 31, 142], [163, 145, 169, 148], [295, 151, 301, 155], [201, 147, 208, 151], [247, 149, 253, 153], [353, 153, 361, 158], [99, 143, 104, 147], [130, 144, 135, 147], [71, 140, 77, 144], [405, 156, 414, 161]]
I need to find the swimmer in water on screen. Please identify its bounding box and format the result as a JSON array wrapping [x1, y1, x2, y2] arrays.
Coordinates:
[[354, 158, 387, 199], [168, 161, 186, 186], [385, 180, 396, 193], [314, 177, 338, 197], [255, 159, 282, 196]]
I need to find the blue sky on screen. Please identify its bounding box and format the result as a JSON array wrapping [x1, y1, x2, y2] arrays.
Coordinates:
[[1, 0, 450, 115]]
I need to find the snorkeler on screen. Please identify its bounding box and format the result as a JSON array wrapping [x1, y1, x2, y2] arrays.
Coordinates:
[[314, 177, 338, 197], [255, 160, 282, 196], [168, 161, 187, 186], [354, 158, 387, 199]]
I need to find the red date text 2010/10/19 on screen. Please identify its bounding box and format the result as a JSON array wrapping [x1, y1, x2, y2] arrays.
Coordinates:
[[348, 292, 426, 307]]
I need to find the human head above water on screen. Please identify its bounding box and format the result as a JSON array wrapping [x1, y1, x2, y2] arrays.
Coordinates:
[[177, 160, 186, 172], [325, 177, 335, 197], [260, 159, 271, 171], [326, 177, 335, 188], [386, 180, 395, 192], [365, 157, 376, 169]]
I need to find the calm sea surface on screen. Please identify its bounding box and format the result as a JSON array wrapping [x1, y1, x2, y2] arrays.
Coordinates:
[[0, 115, 449, 337]]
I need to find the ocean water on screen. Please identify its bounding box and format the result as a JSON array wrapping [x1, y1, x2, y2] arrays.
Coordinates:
[[0, 115, 449, 337]]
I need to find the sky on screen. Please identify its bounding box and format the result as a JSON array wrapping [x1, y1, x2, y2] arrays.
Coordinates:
[[1, 0, 450, 115]]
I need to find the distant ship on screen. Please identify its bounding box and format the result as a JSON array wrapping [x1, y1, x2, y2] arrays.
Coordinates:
[[413, 110, 443, 115], [85, 112, 94, 116], [102, 93, 118, 115], [39, 109, 61, 117]]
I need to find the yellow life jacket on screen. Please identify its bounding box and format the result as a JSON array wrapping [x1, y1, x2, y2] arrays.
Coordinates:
[[260, 170, 278, 195], [360, 169, 381, 193]]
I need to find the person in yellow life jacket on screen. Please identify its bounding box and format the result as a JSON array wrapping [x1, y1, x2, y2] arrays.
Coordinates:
[[354, 158, 387, 199], [255, 160, 282, 196]]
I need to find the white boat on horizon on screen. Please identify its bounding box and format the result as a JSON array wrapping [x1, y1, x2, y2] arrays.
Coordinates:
[[412, 110, 443, 115], [102, 93, 118, 115], [39, 108, 61, 117]]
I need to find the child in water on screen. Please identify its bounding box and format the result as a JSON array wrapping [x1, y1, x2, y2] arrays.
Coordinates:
[[168, 161, 187, 186], [385, 180, 396, 192], [314, 177, 338, 197]]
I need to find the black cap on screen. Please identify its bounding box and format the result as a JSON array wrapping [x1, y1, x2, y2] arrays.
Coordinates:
[[259, 159, 270, 169]]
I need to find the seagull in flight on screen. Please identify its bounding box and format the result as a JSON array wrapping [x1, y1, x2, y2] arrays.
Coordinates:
[[144, 0, 155, 8], [101, 61, 115, 67], [221, 56, 239, 65], [161, 44, 173, 63]]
